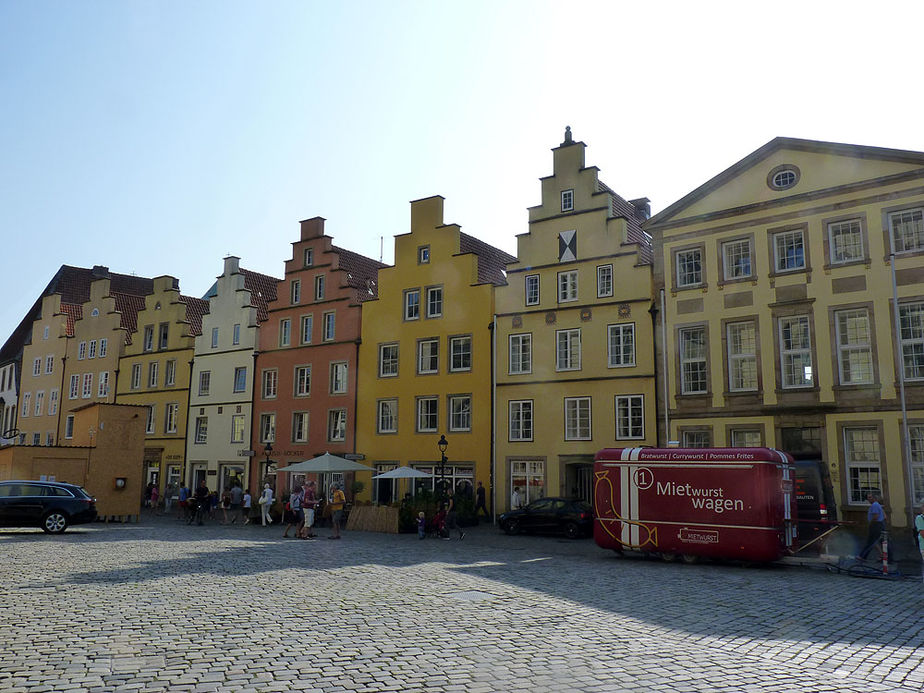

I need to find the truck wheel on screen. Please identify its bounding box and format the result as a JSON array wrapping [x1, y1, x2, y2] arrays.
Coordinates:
[[660, 552, 677, 562], [681, 554, 700, 564]]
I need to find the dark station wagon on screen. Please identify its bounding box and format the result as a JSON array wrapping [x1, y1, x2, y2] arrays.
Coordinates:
[[0, 480, 97, 533], [499, 497, 594, 539]]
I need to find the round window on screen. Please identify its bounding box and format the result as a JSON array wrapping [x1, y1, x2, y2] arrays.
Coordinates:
[[767, 165, 800, 191]]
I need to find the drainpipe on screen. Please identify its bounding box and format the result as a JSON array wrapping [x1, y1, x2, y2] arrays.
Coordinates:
[[490, 315, 497, 526], [249, 350, 260, 494], [660, 288, 670, 445], [890, 253, 914, 526], [182, 358, 194, 489], [56, 337, 69, 443]]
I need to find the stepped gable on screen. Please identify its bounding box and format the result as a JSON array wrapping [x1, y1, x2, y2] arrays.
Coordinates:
[[459, 233, 517, 286], [240, 269, 280, 323], [331, 246, 388, 302], [111, 292, 148, 344], [179, 295, 210, 336], [60, 303, 82, 337], [598, 181, 653, 265]]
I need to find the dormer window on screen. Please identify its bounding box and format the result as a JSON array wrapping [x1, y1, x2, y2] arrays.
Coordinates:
[[304, 247, 314, 267], [561, 189, 574, 212], [768, 165, 800, 191], [418, 246, 430, 264]]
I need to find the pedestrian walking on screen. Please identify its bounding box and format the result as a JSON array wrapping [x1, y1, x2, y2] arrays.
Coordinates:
[[242, 488, 252, 525], [511, 486, 523, 511], [301, 481, 318, 539], [164, 482, 176, 514], [417, 511, 426, 539], [858, 492, 893, 563], [475, 481, 489, 518], [328, 483, 345, 539], [283, 486, 303, 538], [915, 502, 924, 584], [193, 481, 209, 525], [177, 484, 189, 519], [444, 489, 465, 540], [220, 489, 231, 524], [229, 483, 243, 524], [149, 484, 159, 513], [260, 483, 274, 526]]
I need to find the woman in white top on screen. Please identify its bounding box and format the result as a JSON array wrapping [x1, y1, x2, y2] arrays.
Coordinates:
[[511, 486, 523, 510], [260, 483, 274, 525]]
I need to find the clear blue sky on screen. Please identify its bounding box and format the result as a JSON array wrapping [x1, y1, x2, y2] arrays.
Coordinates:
[[2, 1, 923, 340]]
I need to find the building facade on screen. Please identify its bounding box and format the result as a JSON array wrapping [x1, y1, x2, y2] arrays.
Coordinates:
[[645, 137, 924, 527], [356, 196, 514, 505], [186, 256, 278, 494], [495, 129, 657, 510]]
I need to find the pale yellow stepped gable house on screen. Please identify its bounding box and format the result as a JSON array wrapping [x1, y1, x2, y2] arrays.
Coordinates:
[[644, 136, 924, 529], [356, 196, 514, 505], [115, 276, 209, 500], [495, 128, 656, 511], [186, 256, 279, 494]]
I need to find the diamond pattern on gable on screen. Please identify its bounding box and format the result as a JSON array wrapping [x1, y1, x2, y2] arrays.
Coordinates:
[[559, 230, 576, 262]]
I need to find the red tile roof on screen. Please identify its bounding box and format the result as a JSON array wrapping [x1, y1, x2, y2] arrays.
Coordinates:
[[111, 292, 148, 344], [179, 296, 210, 337], [59, 303, 82, 337], [331, 246, 388, 302], [240, 269, 281, 323], [459, 233, 517, 286], [598, 182, 653, 265]]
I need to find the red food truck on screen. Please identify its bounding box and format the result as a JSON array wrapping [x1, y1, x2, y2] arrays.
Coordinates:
[[593, 447, 797, 563]]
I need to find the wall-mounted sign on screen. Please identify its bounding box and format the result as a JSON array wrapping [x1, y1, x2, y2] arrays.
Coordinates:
[[238, 450, 255, 457]]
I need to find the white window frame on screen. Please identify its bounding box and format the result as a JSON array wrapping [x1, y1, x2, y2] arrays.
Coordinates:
[[148, 362, 159, 388], [260, 413, 276, 443], [291, 279, 301, 305], [449, 335, 472, 372], [21, 392, 30, 417], [909, 425, 924, 506], [727, 321, 758, 392], [835, 308, 873, 385], [232, 323, 241, 345], [304, 247, 314, 267], [98, 371, 110, 397], [417, 339, 439, 375], [509, 400, 533, 441], [722, 238, 752, 280], [404, 289, 421, 321], [844, 427, 881, 504], [779, 315, 813, 388], [158, 323, 168, 350], [88, 340, 97, 359], [330, 362, 348, 394], [899, 302, 924, 381], [418, 246, 430, 264], [145, 405, 155, 434], [416, 397, 438, 433], [165, 359, 176, 387], [322, 311, 335, 341], [889, 208, 924, 254], [564, 396, 591, 441], [231, 414, 246, 443], [45, 355, 54, 374], [69, 374, 79, 399], [279, 319, 291, 347], [262, 369, 278, 399], [615, 394, 644, 440], [130, 364, 141, 390], [828, 219, 864, 264], [65, 414, 75, 440], [301, 315, 313, 344], [596, 264, 613, 298], [379, 343, 399, 377], [449, 395, 472, 432], [77, 342, 86, 361], [327, 409, 346, 442], [165, 403, 178, 434], [377, 399, 398, 434], [211, 327, 219, 349], [607, 323, 635, 368], [557, 270, 578, 303], [199, 371, 211, 396], [143, 326, 154, 352], [773, 229, 806, 272], [509, 333, 532, 375], [679, 326, 707, 395], [525, 274, 539, 306], [426, 286, 443, 318], [34, 390, 44, 417], [682, 430, 711, 448], [555, 328, 581, 371], [730, 429, 762, 447], [292, 412, 309, 443], [49, 389, 58, 416], [82, 373, 93, 399], [233, 366, 247, 393], [99, 338, 108, 357], [194, 416, 208, 444], [675, 248, 702, 287], [32, 358, 41, 376], [295, 365, 312, 397], [314, 275, 325, 300], [561, 189, 574, 212]]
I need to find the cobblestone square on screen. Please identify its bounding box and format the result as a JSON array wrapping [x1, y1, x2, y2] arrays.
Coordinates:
[[1, 519, 922, 692]]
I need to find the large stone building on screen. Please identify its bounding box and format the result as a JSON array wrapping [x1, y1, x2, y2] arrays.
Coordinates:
[[495, 129, 657, 510], [645, 137, 924, 527]]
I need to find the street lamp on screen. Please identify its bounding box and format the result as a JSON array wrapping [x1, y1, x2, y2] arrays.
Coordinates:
[[437, 434, 448, 500], [263, 442, 274, 487]]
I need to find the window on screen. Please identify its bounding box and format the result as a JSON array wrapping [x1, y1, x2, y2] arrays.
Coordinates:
[[165, 403, 178, 433], [165, 359, 176, 386], [194, 416, 208, 444], [418, 339, 439, 374], [301, 315, 313, 344], [32, 358, 40, 376], [509, 334, 532, 375], [557, 270, 578, 302], [828, 219, 864, 264], [682, 430, 711, 448], [510, 460, 544, 506], [330, 362, 348, 394], [607, 324, 635, 368], [379, 343, 399, 377], [322, 312, 335, 341], [292, 412, 309, 443], [722, 239, 752, 280], [211, 327, 219, 349], [556, 328, 581, 371], [596, 264, 613, 298], [730, 429, 761, 447], [404, 289, 420, 320], [20, 393, 30, 418], [232, 324, 241, 345], [377, 400, 398, 433], [231, 415, 246, 443], [525, 274, 539, 306], [770, 168, 798, 190], [779, 316, 813, 388], [260, 413, 276, 443], [426, 287, 443, 318], [199, 371, 211, 396], [130, 364, 141, 390], [158, 323, 169, 350], [561, 189, 574, 212], [675, 248, 702, 287], [615, 395, 644, 439], [65, 414, 75, 439], [69, 374, 79, 399], [279, 319, 291, 347], [82, 373, 93, 398], [835, 309, 873, 385], [773, 230, 805, 272], [77, 342, 86, 360], [314, 275, 325, 300], [727, 321, 758, 391], [679, 326, 707, 394], [564, 397, 591, 440], [233, 366, 247, 393], [32, 432, 40, 446], [262, 369, 278, 399], [45, 355, 54, 374], [98, 372, 109, 397], [43, 325, 49, 340], [900, 302, 924, 380], [45, 432, 54, 446], [509, 400, 533, 441], [416, 397, 438, 432], [327, 409, 346, 442], [418, 245, 430, 264], [909, 425, 924, 505], [148, 362, 159, 388], [49, 389, 58, 416], [304, 247, 314, 267], [845, 427, 881, 503], [291, 280, 301, 305], [450, 336, 472, 372], [889, 208, 924, 254], [99, 338, 107, 357], [295, 366, 312, 397], [34, 391, 44, 416], [88, 340, 97, 359], [449, 395, 471, 432], [145, 406, 155, 434]]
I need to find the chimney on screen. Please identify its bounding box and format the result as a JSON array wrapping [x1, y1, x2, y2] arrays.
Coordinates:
[[91, 265, 109, 279], [629, 198, 651, 222]]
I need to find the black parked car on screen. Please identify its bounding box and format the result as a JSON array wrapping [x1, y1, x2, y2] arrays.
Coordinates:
[[0, 480, 97, 534], [499, 497, 594, 539]]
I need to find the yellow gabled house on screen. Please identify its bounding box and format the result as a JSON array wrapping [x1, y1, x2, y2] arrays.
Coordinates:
[[115, 276, 209, 498], [355, 196, 514, 506]]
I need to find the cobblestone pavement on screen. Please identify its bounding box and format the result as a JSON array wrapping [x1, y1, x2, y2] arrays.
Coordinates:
[[1, 516, 923, 693]]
